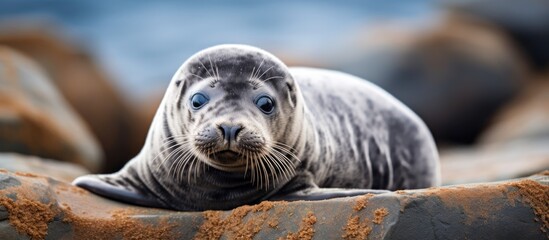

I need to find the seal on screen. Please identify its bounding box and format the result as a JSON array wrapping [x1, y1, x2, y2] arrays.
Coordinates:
[[73, 44, 440, 211]]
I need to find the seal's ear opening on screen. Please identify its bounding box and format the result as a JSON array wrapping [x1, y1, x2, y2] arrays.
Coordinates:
[[286, 81, 297, 108], [73, 174, 165, 208]]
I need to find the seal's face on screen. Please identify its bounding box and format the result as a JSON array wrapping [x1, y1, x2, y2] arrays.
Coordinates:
[[164, 45, 302, 188]]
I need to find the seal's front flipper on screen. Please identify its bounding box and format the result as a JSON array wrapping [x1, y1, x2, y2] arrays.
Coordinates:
[[269, 188, 389, 201], [73, 174, 166, 208]]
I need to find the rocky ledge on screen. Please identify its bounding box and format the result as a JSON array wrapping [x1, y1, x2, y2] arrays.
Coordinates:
[[0, 170, 547, 240]]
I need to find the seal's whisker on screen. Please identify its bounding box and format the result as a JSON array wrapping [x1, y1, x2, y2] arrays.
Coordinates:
[[269, 149, 292, 181], [248, 66, 257, 82], [255, 59, 265, 79], [163, 134, 188, 140], [167, 147, 188, 178], [273, 143, 299, 158], [262, 155, 272, 189], [155, 142, 187, 170], [197, 59, 214, 80], [262, 153, 277, 187], [188, 72, 206, 81], [257, 66, 274, 81], [213, 57, 221, 81], [271, 149, 296, 180], [187, 154, 196, 183], [207, 54, 220, 87], [254, 152, 263, 189], [169, 142, 192, 181], [262, 76, 284, 82], [254, 153, 262, 189], [177, 148, 196, 183], [272, 141, 298, 152], [253, 152, 260, 187], [272, 143, 300, 163], [243, 150, 250, 178], [258, 154, 268, 189], [264, 153, 280, 186], [175, 147, 195, 183], [272, 153, 295, 180]]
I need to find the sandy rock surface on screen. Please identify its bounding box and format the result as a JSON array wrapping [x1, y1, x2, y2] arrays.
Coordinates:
[[0, 170, 546, 240]]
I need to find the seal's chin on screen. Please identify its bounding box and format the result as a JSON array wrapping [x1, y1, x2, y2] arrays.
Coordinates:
[[199, 150, 247, 172], [211, 150, 240, 164]]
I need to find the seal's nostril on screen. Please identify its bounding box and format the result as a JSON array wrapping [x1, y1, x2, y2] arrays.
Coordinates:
[[231, 126, 243, 141], [219, 124, 230, 141], [219, 124, 243, 143]]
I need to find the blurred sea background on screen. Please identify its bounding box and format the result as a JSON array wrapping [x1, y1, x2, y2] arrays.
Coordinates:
[[0, 0, 437, 97], [0, 0, 547, 184]]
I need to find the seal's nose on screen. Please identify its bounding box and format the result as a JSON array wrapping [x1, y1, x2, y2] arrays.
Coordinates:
[[218, 124, 243, 144]]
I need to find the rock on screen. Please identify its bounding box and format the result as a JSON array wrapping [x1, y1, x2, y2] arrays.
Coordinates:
[[0, 46, 102, 172], [440, 141, 549, 185], [479, 77, 549, 145], [335, 16, 527, 144], [444, 0, 549, 70], [440, 76, 549, 186], [0, 30, 150, 173], [0, 153, 89, 182], [0, 170, 547, 239]]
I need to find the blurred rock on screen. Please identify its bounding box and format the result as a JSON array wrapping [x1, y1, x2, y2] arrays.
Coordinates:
[[0, 153, 89, 182], [0, 170, 547, 239], [479, 76, 549, 145], [441, 75, 549, 186], [440, 141, 549, 185], [0, 30, 149, 173], [336, 17, 527, 145], [0, 46, 102, 172], [444, 0, 549, 71]]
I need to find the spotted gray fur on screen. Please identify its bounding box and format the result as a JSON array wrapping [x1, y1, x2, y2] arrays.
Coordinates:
[[73, 44, 440, 211]]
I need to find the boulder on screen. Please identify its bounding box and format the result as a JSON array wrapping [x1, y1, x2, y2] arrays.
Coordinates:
[[444, 0, 549, 70], [479, 77, 549, 145], [334, 16, 527, 144], [0, 46, 102, 172], [0, 153, 89, 183], [0, 30, 150, 173], [440, 76, 549, 185], [0, 170, 546, 239]]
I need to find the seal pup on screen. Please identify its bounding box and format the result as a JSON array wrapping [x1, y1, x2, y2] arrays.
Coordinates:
[[74, 44, 440, 211]]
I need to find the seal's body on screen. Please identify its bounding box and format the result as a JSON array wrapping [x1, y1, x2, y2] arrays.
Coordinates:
[[74, 45, 440, 211]]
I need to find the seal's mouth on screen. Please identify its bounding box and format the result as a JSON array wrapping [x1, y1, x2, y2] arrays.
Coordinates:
[[211, 150, 240, 164]]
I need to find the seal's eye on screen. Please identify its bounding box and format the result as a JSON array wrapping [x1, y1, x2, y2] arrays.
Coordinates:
[[255, 96, 275, 114], [190, 93, 209, 109]]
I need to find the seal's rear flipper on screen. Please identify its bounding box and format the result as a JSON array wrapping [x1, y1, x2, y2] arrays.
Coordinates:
[[269, 188, 389, 201], [73, 174, 166, 208]]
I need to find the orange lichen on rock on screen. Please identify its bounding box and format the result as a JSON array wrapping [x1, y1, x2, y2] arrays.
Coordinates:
[[353, 193, 374, 211], [507, 179, 549, 232], [193, 211, 224, 240], [194, 201, 276, 240], [280, 212, 317, 240], [64, 208, 177, 240], [14, 172, 40, 178], [426, 185, 509, 224], [342, 216, 372, 240], [268, 218, 279, 228], [0, 197, 56, 240], [373, 208, 389, 224]]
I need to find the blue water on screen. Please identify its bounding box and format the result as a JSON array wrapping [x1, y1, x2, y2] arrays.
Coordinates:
[[0, 0, 436, 98]]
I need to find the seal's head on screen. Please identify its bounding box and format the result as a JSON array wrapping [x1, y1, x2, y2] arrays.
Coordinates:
[[161, 45, 304, 188], [73, 45, 308, 210]]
